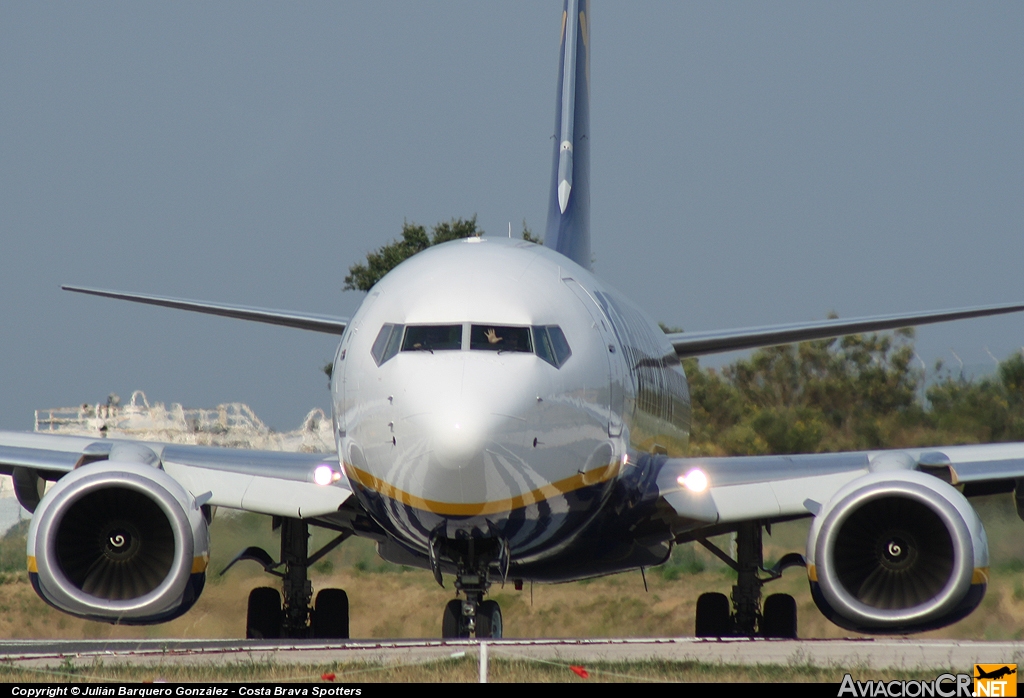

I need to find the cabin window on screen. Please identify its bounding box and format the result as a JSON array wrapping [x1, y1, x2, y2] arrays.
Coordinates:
[[532, 326, 572, 368], [401, 325, 462, 352], [370, 323, 404, 365], [470, 325, 532, 353]]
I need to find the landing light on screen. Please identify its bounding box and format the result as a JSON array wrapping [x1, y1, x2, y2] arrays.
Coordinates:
[[678, 469, 708, 493], [313, 464, 335, 486]]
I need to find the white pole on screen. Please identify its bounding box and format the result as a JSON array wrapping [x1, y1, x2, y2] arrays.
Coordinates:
[[479, 641, 488, 683]]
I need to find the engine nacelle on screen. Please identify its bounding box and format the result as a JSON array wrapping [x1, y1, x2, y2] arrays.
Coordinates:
[[806, 470, 987, 634], [27, 460, 210, 624]]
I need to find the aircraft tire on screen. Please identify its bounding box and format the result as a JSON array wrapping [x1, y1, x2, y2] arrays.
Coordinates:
[[246, 587, 283, 639], [475, 600, 503, 639], [695, 592, 731, 637], [442, 599, 469, 638], [312, 588, 350, 640], [761, 593, 797, 639]]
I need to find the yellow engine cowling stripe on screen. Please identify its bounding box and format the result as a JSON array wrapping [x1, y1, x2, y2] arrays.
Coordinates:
[[28, 555, 208, 575], [807, 563, 988, 586]]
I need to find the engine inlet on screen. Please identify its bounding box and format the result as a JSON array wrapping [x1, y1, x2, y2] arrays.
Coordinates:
[[56, 487, 175, 601], [832, 496, 954, 610]]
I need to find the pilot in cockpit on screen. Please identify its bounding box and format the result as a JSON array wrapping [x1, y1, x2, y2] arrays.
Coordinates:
[[484, 328, 503, 345]]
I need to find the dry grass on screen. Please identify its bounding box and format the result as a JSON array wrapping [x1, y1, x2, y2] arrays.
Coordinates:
[[0, 495, 1021, 641]]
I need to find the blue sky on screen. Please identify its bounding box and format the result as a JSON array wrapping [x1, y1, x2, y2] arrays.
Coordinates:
[[2, 2, 1022, 430]]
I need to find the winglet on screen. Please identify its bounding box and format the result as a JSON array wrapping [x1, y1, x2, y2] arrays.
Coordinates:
[[544, 0, 591, 268]]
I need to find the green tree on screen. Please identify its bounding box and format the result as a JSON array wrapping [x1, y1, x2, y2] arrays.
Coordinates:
[[678, 323, 927, 455], [343, 217, 484, 292], [678, 319, 1024, 456], [926, 352, 1024, 443], [735, 330, 922, 452], [521, 220, 542, 244]]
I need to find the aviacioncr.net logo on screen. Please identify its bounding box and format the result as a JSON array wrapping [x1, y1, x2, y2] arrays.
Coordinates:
[[838, 674, 973, 697]]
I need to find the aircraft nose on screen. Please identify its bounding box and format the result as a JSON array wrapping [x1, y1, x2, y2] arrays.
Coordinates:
[[388, 355, 541, 507], [424, 407, 510, 470]]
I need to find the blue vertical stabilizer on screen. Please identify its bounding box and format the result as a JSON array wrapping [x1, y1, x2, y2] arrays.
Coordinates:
[[544, 0, 591, 270]]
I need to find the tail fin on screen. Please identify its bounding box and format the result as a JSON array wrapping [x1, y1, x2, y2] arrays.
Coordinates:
[[544, 0, 591, 269]]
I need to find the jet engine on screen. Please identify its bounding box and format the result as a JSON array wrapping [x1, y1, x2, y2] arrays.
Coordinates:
[[26, 456, 209, 624], [806, 470, 987, 634]]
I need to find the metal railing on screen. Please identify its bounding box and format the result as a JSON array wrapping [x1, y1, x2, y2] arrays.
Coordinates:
[[34, 390, 333, 453]]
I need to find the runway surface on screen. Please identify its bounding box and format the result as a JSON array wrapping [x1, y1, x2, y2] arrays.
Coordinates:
[[1, 638, 1022, 671]]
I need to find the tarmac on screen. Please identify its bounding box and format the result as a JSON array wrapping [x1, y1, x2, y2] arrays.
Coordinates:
[[0, 637, 1021, 672]]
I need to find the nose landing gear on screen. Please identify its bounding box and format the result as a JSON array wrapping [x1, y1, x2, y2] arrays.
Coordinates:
[[435, 535, 506, 639], [442, 575, 503, 639]]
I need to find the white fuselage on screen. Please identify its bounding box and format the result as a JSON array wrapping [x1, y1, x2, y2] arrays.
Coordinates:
[[332, 237, 690, 563]]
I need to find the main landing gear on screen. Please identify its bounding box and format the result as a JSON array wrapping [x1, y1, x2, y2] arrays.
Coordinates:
[[692, 521, 805, 639], [434, 535, 506, 639], [222, 517, 352, 639]]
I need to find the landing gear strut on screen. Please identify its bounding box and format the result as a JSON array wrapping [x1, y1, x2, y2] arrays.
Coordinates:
[[280, 517, 313, 635], [692, 521, 804, 638], [227, 517, 352, 640]]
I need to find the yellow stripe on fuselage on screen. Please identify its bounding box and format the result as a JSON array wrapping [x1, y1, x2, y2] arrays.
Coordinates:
[[345, 461, 620, 516]]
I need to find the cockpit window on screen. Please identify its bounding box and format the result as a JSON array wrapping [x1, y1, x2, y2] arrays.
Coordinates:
[[401, 325, 462, 352], [533, 326, 572, 368], [370, 323, 404, 366], [374, 322, 570, 366], [470, 325, 532, 353]]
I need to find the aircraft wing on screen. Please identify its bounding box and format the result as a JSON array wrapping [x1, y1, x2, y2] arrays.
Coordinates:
[[0, 431, 352, 519], [653, 443, 1024, 527], [61, 286, 348, 335], [665, 301, 1024, 357]]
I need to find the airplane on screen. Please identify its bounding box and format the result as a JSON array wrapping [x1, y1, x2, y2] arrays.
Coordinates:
[[3, 0, 1024, 640], [975, 667, 1017, 681]]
